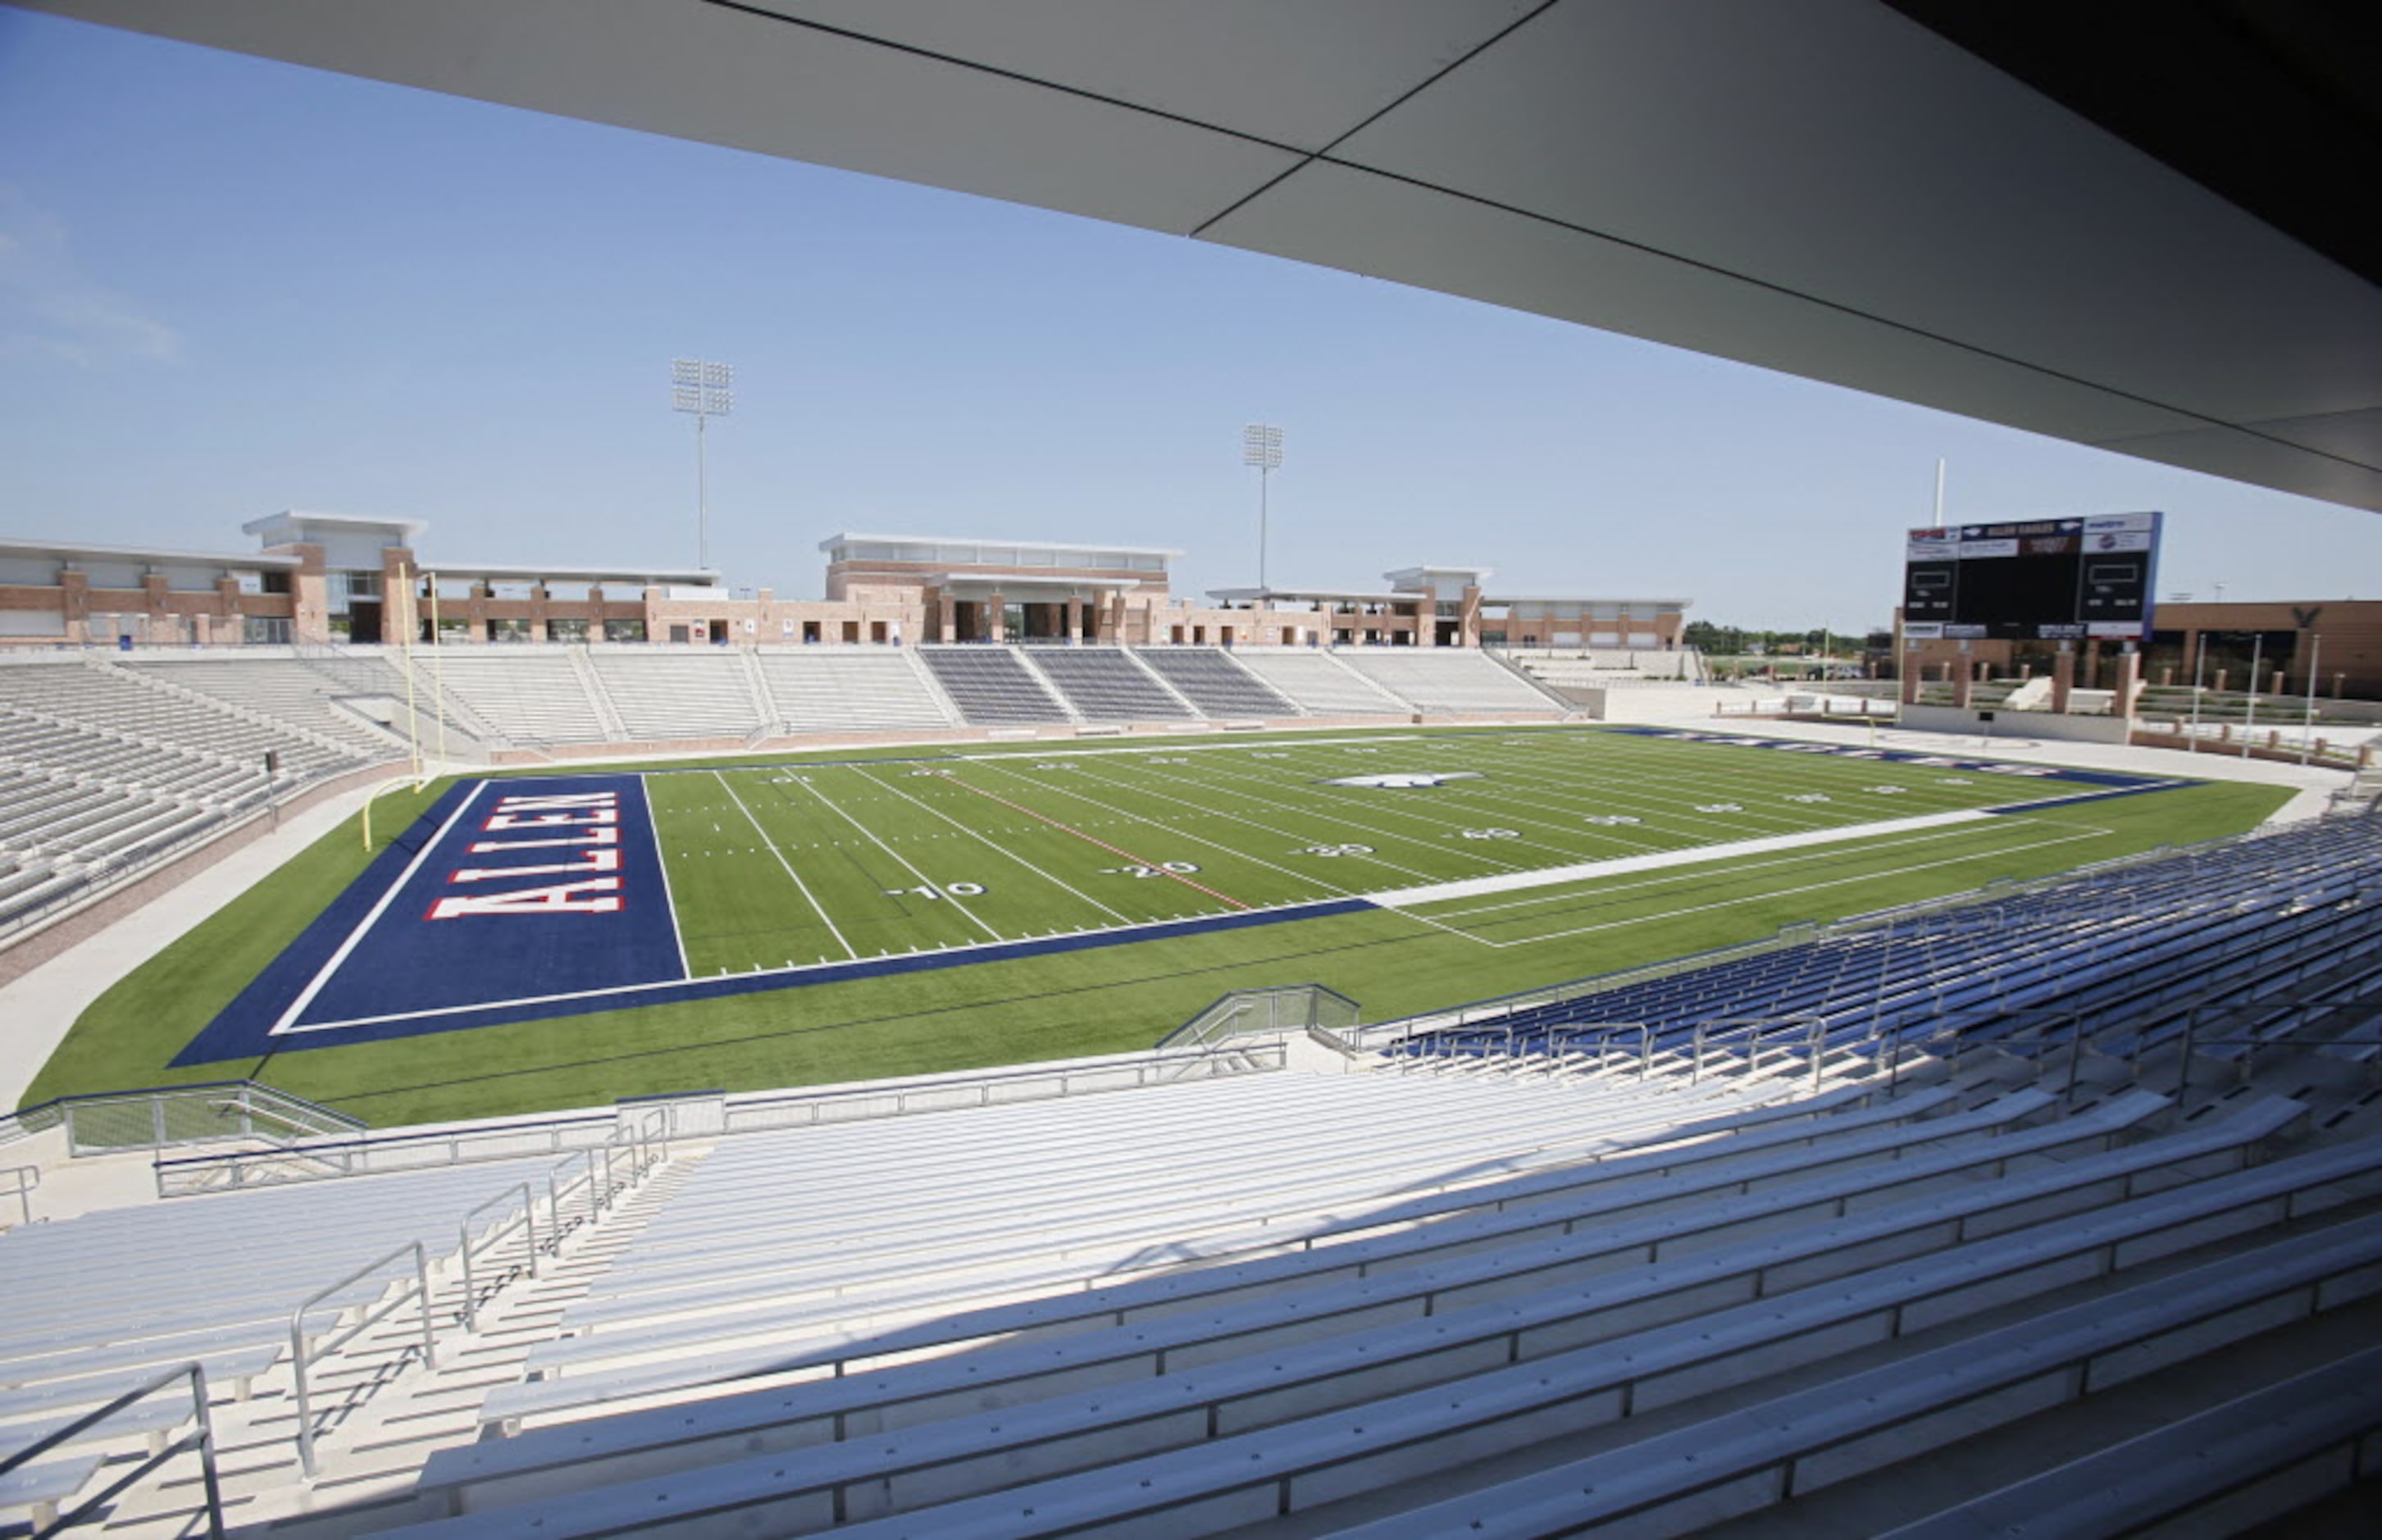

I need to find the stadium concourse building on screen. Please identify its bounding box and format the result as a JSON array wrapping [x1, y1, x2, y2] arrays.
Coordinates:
[[0, 514, 1691, 654]]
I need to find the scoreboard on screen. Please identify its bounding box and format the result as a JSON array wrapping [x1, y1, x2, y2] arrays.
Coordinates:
[[1902, 512, 2161, 642]]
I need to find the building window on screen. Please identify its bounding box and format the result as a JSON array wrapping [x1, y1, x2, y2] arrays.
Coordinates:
[[490, 617, 533, 643], [604, 618, 647, 643], [548, 617, 589, 643], [243, 617, 292, 645]]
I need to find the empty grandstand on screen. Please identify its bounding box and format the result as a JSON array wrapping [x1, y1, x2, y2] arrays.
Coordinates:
[[1133, 646, 1296, 718], [1335, 648, 1569, 716], [1231, 649, 1411, 717], [1019, 647, 1193, 722], [420, 652, 612, 747], [586, 649, 769, 743], [753, 649, 959, 736], [918, 646, 1076, 726]]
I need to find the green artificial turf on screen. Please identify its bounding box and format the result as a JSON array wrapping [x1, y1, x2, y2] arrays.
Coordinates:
[[20, 727, 2294, 1127]]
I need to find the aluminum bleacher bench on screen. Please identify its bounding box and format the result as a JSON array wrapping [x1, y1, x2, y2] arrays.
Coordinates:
[[0, 1455, 104, 1534], [1320, 1210, 2382, 1540], [1871, 1342, 2382, 1538], [480, 1089, 2065, 1428], [428, 1094, 2280, 1519], [405, 1121, 2375, 1537]]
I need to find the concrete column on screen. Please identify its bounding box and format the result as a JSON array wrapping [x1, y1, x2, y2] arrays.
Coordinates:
[[2051, 648, 2075, 713], [2115, 650, 2143, 720], [939, 591, 957, 644], [1066, 595, 1082, 643], [986, 592, 1005, 644], [1952, 656, 1974, 708]]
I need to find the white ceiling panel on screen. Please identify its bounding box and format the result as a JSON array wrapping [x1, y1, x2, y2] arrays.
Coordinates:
[[20, 0, 1297, 235], [1205, 159, 2207, 446], [2092, 424, 2382, 514], [1331, 0, 2382, 429], [747, 1, 1541, 154]]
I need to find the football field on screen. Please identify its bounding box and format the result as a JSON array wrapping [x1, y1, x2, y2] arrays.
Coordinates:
[[43, 720, 2283, 1121], [655, 728, 2138, 971]]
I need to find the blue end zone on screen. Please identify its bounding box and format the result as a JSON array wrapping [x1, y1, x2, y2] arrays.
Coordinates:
[[175, 768, 1379, 1062], [176, 774, 683, 1064]]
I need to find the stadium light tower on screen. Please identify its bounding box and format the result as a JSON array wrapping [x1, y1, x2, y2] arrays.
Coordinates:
[[1241, 423, 1284, 589], [671, 358, 735, 571]]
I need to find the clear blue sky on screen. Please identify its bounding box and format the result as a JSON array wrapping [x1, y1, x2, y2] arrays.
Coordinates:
[[3, 8, 2376, 632]]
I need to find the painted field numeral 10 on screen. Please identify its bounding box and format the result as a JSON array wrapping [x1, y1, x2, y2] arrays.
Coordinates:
[[885, 882, 986, 900]]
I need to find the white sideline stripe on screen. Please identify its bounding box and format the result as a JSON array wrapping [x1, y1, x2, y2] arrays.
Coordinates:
[[644, 772, 693, 982], [268, 781, 492, 1037], [1369, 810, 1995, 909]]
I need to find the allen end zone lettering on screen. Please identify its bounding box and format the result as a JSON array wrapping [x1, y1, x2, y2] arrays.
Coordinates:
[[175, 774, 683, 1062], [429, 791, 626, 918]]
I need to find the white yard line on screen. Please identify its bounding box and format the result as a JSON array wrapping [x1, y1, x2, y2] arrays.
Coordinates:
[[793, 771, 1005, 943], [712, 770, 859, 960], [267, 781, 490, 1037], [1081, 757, 1464, 883], [644, 772, 693, 981], [998, 759, 1368, 895], [1421, 818, 2031, 923], [1370, 809, 1996, 909], [1435, 827, 2106, 949], [853, 765, 1134, 925]]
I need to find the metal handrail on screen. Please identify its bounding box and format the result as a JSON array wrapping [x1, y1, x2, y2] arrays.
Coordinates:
[[1546, 1022, 1656, 1080], [456, 1184, 538, 1332], [289, 1241, 436, 1476], [1687, 1015, 1830, 1091], [2, 1164, 36, 1228], [0, 1361, 223, 1539]]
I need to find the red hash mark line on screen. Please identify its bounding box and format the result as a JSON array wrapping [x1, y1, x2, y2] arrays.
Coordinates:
[[941, 774, 1252, 912]]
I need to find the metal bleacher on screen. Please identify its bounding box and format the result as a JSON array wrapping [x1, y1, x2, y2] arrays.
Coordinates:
[[753, 648, 959, 736], [1018, 647, 1193, 722], [1132, 646, 1297, 718], [917, 646, 1075, 726], [1231, 649, 1409, 717], [0, 658, 412, 927], [1334, 648, 1569, 715], [419, 651, 611, 746], [585, 649, 769, 742], [1398, 813, 2382, 1083]]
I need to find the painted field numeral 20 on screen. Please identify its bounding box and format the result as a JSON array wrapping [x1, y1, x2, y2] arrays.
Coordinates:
[[1115, 862, 1200, 878]]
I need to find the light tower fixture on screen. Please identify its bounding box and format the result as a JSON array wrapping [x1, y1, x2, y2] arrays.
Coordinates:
[[1241, 422, 1284, 590], [671, 358, 735, 571]]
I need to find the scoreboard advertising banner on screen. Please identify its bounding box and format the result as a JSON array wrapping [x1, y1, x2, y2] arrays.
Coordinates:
[[1902, 511, 2161, 642]]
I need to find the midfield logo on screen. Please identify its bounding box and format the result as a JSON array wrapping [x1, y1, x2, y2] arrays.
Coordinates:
[[1320, 772, 1482, 790]]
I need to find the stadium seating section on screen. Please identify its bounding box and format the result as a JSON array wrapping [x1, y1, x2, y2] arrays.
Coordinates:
[[918, 647, 1077, 726], [1018, 647, 1192, 721], [0, 644, 1574, 934]]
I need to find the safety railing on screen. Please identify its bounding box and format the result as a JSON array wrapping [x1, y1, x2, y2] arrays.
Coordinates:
[[1159, 984, 1361, 1050], [1684, 1016, 1831, 1091], [454, 1184, 538, 1333], [2, 1164, 36, 1228], [721, 1042, 1286, 1132], [1, 1081, 364, 1161], [0, 1362, 224, 1539], [154, 1108, 622, 1196], [289, 1241, 436, 1477], [1546, 1022, 1659, 1080]]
